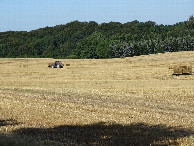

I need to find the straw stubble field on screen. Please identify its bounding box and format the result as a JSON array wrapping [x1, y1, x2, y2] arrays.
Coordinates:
[[0, 51, 194, 145]]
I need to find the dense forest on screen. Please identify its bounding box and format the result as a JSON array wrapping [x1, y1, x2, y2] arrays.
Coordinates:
[[0, 16, 194, 59]]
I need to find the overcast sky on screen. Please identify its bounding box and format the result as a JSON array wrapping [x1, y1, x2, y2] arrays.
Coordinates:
[[0, 0, 193, 32]]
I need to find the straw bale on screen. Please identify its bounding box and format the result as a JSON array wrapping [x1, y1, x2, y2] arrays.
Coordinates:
[[173, 65, 192, 74]]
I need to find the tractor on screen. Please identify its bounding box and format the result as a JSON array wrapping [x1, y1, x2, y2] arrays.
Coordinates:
[[48, 61, 64, 68]]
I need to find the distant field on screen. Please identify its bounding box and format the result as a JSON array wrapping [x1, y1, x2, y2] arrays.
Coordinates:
[[0, 51, 194, 145]]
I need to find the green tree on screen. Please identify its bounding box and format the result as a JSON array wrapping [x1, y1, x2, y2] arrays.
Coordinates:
[[0, 44, 7, 57], [96, 40, 111, 58]]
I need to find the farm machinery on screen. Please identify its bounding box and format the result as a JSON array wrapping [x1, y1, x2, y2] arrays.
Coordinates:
[[48, 61, 64, 68]]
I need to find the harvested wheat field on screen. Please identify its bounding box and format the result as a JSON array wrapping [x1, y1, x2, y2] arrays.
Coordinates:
[[0, 51, 194, 145]]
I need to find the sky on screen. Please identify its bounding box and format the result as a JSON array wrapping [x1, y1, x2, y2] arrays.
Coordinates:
[[0, 0, 193, 32]]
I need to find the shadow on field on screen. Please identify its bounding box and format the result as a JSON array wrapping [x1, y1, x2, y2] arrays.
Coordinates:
[[0, 119, 23, 146], [0, 121, 190, 145], [0, 119, 20, 127]]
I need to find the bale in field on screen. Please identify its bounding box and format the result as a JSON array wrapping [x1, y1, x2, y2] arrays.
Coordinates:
[[19, 64, 28, 68], [173, 65, 192, 75]]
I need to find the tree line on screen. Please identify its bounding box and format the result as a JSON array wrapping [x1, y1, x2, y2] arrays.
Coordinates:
[[0, 16, 193, 59]]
